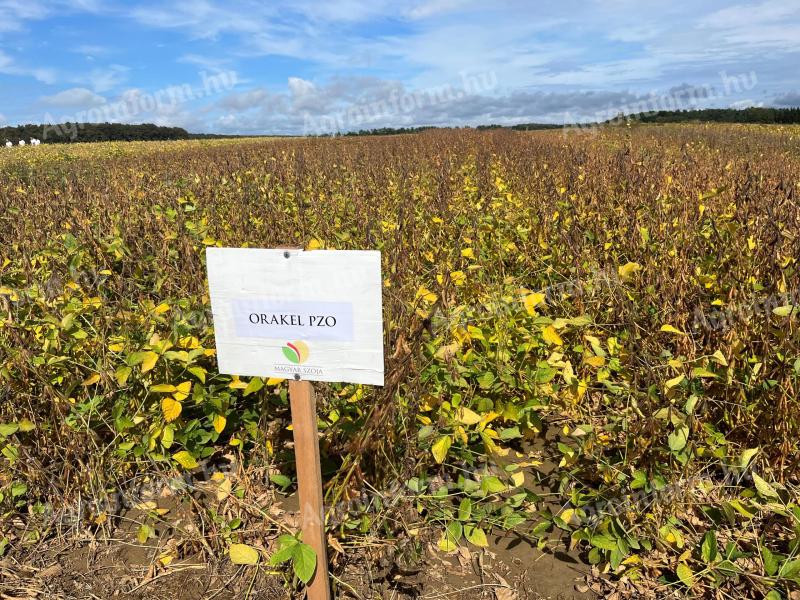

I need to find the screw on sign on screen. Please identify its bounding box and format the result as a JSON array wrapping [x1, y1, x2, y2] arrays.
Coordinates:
[[206, 247, 384, 598]]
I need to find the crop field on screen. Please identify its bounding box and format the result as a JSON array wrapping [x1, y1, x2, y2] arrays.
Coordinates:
[[1, 125, 800, 599]]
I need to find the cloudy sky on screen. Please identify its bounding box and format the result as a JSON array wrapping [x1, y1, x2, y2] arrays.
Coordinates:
[[0, 0, 798, 134]]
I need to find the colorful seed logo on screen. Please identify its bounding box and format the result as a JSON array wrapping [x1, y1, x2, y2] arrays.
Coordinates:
[[282, 341, 309, 364]]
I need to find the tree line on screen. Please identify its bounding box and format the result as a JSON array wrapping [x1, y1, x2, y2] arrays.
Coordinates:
[[1, 122, 190, 144]]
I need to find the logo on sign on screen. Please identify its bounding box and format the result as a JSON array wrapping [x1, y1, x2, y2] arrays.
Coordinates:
[[282, 341, 309, 364]]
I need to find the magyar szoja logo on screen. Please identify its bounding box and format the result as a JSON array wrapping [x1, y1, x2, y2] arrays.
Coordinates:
[[282, 341, 309, 364]]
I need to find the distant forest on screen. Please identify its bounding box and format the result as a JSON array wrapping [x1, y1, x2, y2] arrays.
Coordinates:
[[1, 122, 190, 144], [1, 107, 799, 144], [626, 106, 800, 124]]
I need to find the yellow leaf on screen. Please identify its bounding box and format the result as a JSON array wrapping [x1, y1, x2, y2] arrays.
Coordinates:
[[228, 375, 247, 390], [457, 407, 482, 425], [216, 477, 232, 501], [306, 238, 323, 250], [576, 378, 588, 400], [542, 325, 563, 346], [523, 292, 546, 315], [617, 262, 642, 280], [660, 324, 686, 335], [229, 543, 260, 565], [461, 248, 474, 258], [150, 384, 177, 393], [159, 553, 175, 567], [665, 374, 685, 390], [584, 355, 606, 368], [450, 270, 466, 286], [173, 381, 192, 401], [692, 367, 717, 379], [435, 341, 461, 360], [154, 303, 170, 314], [415, 286, 437, 304], [711, 350, 728, 366], [172, 450, 198, 469], [431, 435, 452, 464], [265, 377, 285, 386], [212, 414, 227, 434], [115, 366, 132, 386], [82, 373, 101, 386], [141, 351, 158, 373], [162, 398, 183, 422]]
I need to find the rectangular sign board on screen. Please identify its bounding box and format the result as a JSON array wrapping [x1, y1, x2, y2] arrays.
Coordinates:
[[206, 248, 384, 386]]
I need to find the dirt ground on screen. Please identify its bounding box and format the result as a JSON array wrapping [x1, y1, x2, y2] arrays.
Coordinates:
[[0, 540, 594, 600], [0, 500, 596, 600], [0, 436, 608, 599]]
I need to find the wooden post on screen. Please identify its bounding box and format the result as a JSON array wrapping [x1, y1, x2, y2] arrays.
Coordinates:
[[289, 379, 331, 600]]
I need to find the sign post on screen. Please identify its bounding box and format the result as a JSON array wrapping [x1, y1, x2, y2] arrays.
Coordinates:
[[288, 378, 330, 600], [206, 248, 384, 599]]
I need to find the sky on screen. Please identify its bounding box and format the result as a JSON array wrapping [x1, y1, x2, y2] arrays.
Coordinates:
[[0, 0, 799, 135]]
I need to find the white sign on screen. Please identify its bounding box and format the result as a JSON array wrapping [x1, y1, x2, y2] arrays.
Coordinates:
[[206, 248, 384, 386]]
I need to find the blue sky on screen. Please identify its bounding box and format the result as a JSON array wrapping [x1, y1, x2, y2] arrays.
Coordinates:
[[0, 0, 799, 134]]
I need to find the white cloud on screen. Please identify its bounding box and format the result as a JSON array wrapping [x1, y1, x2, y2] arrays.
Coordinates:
[[0, 49, 57, 84], [40, 87, 107, 108], [80, 65, 129, 92], [406, 0, 474, 19]]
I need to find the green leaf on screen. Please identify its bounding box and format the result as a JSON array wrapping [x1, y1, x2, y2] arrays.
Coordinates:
[[229, 543, 260, 565], [590, 534, 618, 552], [292, 542, 317, 584], [499, 426, 522, 440], [700, 530, 717, 564], [465, 525, 488, 547], [762, 546, 779, 576], [477, 372, 495, 389], [440, 521, 462, 550], [772, 305, 796, 317], [668, 425, 689, 452], [187, 366, 206, 383], [137, 524, 154, 544], [243, 377, 264, 396], [2, 445, 19, 464], [457, 498, 472, 522], [0, 423, 19, 437], [269, 535, 299, 565], [780, 558, 800, 580], [764, 590, 782, 600], [431, 435, 452, 464], [752, 473, 780, 499], [115, 366, 132, 386], [161, 425, 174, 449], [676, 563, 694, 588], [270, 474, 292, 489], [739, 447, 759, 470], [480, 476, 506, 495]]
